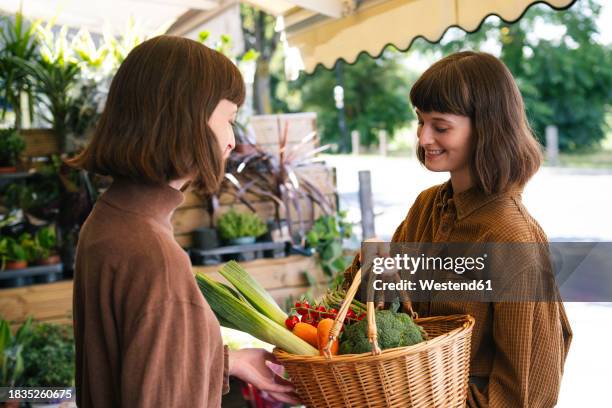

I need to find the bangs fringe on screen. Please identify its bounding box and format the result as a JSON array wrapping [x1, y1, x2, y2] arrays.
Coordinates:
[[409, 57, 473, 117]]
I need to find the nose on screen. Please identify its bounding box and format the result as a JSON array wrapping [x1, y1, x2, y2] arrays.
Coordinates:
[[229, 130, 236, 150], [418, 125, 435, 146]]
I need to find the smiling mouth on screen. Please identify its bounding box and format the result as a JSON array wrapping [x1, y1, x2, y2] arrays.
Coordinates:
[[425, 149, 446, 157]]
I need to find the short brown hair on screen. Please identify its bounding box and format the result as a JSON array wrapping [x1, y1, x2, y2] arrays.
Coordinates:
[[67, 35, 245, 194], [410, 51, 542, 194]]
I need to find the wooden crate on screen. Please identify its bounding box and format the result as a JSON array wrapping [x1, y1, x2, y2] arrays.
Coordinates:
[[249, 113, 318, 156], [0, 255, 329, 327], [171, 206, 212, 235], [20, 128, 59, 157]]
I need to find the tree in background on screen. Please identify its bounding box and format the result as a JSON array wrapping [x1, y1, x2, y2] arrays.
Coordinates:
[[287, 51, 414, 149], [416, 0, 612, 152], [240, 4, 280, 114]]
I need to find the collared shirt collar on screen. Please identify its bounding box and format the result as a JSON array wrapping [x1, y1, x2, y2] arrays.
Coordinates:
[[436, 179, 523, 221], [99, 178, 185, 230]]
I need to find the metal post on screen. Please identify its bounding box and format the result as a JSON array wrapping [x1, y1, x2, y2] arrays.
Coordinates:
[[351, 130, 360, 156], [358, 170, 375, 240], [545, 125, 559, 166]]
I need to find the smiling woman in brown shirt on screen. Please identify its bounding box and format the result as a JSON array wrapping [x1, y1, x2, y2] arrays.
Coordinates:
[[344, 51, 572, 407], [67, 36, 297, 407]]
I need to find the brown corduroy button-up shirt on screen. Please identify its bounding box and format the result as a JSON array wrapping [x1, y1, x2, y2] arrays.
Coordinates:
[[73, 179, 229, 407], [344, 180, 572, 408]]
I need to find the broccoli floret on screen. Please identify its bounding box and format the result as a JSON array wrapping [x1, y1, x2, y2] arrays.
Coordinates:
[[339, 310, 425, 355]]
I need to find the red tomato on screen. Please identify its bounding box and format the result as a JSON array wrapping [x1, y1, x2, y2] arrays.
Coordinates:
[[285, 315, 299, 330]]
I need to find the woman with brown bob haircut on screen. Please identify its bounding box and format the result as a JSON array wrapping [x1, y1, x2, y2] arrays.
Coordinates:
[[68, 36, 297, 407], [344, 51, 572, 407]]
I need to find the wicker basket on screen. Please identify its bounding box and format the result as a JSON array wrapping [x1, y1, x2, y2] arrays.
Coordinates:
[[273, 268, 475, 408]]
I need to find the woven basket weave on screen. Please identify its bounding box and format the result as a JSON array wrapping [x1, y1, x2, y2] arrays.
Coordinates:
[[273, 268, 475, 408]]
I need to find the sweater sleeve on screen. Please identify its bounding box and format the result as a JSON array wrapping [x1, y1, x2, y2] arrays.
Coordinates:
[[466, 301, 570, 408], [120, 300, 226, 407], [465, 243, 572, 407]]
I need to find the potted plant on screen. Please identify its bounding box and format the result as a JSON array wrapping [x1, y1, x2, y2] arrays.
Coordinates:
[[0, 236, 35, 288], [217, 209, 268, 245], [12, 23, 82, 152], [190, 227, 222, 266], [2, 237, 28, 270], [0, 128, 26, 173], [4, 159, 62, 222], [21, 322, 75, 408], [0, 11, 39, 129], [213, 124, 335, 244], [191, 227, 220, 251], [0, 317, 33, 399], [33, 226, 61, 265]]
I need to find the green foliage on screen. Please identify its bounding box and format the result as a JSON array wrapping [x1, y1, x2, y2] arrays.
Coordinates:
[[217, 209, 268, 240], [290, 52, 414, 148], [414, 0, 612, 152], [0, 11, 39, 126], [21, 323, 74, 387], [0, 128, 25, 166], [16, 233, 36, 263], [339, 310, 424, 354], [0, 316, 32, 387], [1, 237, 27, 263], [4, 157, 62, 218], [12, 24, 82, 149], [102, 17, 149, 68], [13, 228, 56, 262], [0, 238, 6, 270], [306, 211, 353, 277], [198, 29, 260, 91], [36, 226, 57, 253]]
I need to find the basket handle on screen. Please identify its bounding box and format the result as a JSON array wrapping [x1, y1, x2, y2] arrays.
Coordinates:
[[323, 268, 382, 358], [322, 266, 419, 358]]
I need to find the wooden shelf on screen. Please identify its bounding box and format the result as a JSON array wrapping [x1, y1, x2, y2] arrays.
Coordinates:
[[0, 255, 328, 328]]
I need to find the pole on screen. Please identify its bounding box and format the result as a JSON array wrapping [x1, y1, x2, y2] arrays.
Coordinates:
[[545, 125, 559, 166], [335, 61, 349, 153], [358, 170, 376, 240]]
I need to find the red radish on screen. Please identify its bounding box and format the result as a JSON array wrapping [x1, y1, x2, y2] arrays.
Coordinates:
[[346, 309, 356, 319]]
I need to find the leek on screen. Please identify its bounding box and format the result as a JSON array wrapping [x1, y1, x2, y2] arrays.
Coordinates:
[[218, 261, 288, 326], [196, 272, 318, 356]]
